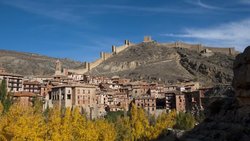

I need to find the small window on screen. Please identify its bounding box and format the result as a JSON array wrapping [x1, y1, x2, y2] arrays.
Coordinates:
[[68, 90, 71, 93], [88, 90, 90, 94], [152, 108, 154, 111], [83, 90, 85, 94], [67, 94, 71, 100]]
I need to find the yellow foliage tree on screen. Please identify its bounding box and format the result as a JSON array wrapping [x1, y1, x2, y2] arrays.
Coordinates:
[[47, 106, 62, 141], [4, 103, 46, 141], [115, 117, 132, 141], [149, 110, 177, 139], [96, 119, 116, 141], [0, 101, 178, 141], [130, 104, 150, 140]]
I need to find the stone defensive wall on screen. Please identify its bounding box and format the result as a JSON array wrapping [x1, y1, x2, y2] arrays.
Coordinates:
[[86, 40, 134, 71], [68, 68, 88, 74], [162, 41, 237, 55], [68, 36, 237, 74], [203, 46, 236, 55], [112, 40, 134, 54], [68, 40, 134, 74]]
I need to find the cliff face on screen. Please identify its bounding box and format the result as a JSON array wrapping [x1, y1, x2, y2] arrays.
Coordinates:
[[0, 50, 84, 76], [89, 42, 235, 86], [180, 46, 250, 141]]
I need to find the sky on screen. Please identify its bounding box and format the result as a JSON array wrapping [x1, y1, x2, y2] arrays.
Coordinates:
[[0, 0, 250, 62]]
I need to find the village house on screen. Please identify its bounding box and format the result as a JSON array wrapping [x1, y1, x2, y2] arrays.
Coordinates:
[[165, 91, 186, 112], [134, 94, 156, 115], [49, 84, 98, 119], [0, 68, 24, 92], [13, 91, 43, 107], [23, 80, 41, 95]]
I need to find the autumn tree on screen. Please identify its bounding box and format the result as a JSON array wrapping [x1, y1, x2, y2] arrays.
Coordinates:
[[149, 111, 176, 140], [130, 104, 150, 140], [47, 106, 62, 141], [174, 112, 196, 130], [96, 119, 116, 141], [115, 117, 132, 141], [4, 103, 46, 140]]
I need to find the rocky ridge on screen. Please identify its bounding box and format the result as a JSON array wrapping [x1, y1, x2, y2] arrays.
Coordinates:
[[89, 42, 235, 86], [0, 50, 84, 76], [180, 46, 250, 141]]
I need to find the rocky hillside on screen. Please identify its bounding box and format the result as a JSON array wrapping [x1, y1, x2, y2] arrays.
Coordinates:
[[0, 42, 236, 86], [89, 42, 235, 86], [180, 46, 250, 141], [0, 50, 84, 76]]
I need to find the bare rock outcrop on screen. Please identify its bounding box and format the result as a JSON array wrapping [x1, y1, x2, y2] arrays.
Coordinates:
[[180, 46, 250, 141], [233, 47, 250, 105]]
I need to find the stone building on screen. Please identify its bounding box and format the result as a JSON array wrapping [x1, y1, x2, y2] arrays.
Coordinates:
[[165, 91, 186, 112], [184, 90, 204, 112], [134, 94, 156, 115], [50, 84, 98, 119], [0, 70, 23, 92], [13, 91, 43, 107], [23, 80, 41, 95]]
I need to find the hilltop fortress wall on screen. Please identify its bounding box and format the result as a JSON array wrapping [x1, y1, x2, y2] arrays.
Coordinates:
[[162, 41, 237, 55], [67, 36, 237, 74], [67, 40, 133, 74]]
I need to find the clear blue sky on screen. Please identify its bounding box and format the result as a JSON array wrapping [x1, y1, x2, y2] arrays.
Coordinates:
[[0, 0, 250, 62]]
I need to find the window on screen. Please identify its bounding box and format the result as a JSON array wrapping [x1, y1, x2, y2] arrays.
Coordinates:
[[68, 90, 71, 93], [62, 94, 65, 100], [88, 90, 90, 94], [77, 89, 80, 94], [152, 108, 154, 111], [82, 90, 85, 94], [67, 94, 71, 99]]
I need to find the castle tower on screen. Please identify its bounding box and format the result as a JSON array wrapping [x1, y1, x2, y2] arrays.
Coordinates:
[[125, 40, 130, 45], [143, 36, 152, 42], [100, 52, 104, 60], [55, 60, 62, 75], [112, 45, 116, 54]]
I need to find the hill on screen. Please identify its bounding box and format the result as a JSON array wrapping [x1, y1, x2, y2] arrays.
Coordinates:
[[0, 41, 236, 86], [89, 42, 235, 86], [0, 50, 84, 76]]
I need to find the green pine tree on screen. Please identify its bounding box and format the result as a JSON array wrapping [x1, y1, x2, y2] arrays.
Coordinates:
[[0, 79, 12, 113]]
